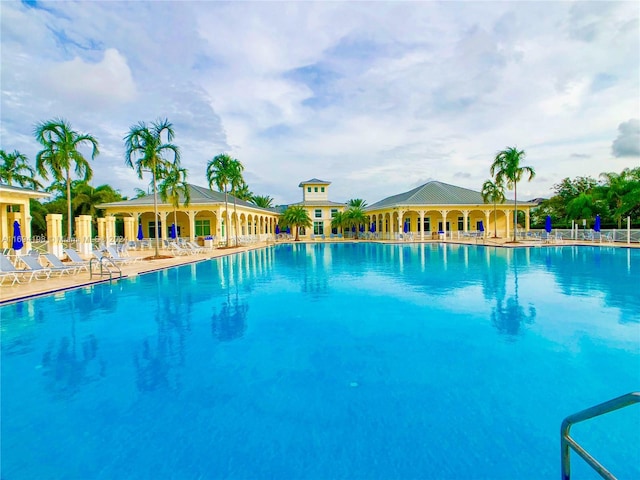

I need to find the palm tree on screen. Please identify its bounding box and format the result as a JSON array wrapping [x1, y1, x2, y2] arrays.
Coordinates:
[[228, 159, 245, 244], [331, 211, 345, 235], [34, 118, 99, 238], [124, 118, 180, 258], [0, 149, 42, 189], [490, 146, 535, 242], [251, 195, 274, 208], [343, 206, 368, 239], [72, 182, 124, 234], [481, 179, 506, 238], [347, 198, 367, 208], [600, 168, 640, 228], [206, 153, 234, 247], [232, 180, 253, 202], [158, 162, 190, 238], [281, 205, 312, 241]]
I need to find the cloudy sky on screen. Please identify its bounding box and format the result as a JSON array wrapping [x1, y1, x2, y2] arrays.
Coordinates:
[[1, 1, 639, 205]]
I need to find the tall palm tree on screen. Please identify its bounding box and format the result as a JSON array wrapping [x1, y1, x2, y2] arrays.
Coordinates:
[[281, 205, 312, 241], [331, 211, 345, 235], [481, 179, 506, 238], [228, 159, 245, 244], [343, 206, 368, 239], [158, 162, 190, 238], [124, 118, 180, 258], [490, 146, 535, 242], [232, 180, 253, 202], [206, 153, 234, 247], [34, 118, 99, 238], [72, 182, 124, 235], [0, 149, 42, 189], [347, 198, 367, 208], [599, 168, 640, 228], [251, 195, 273, 208]]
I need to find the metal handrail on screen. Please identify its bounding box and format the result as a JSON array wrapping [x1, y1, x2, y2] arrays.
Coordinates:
[[561, 391, 640, 480], [89, 256, 122, 281]]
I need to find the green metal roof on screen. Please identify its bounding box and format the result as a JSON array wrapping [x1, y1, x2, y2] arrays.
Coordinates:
[[366, 180, 530, 209], [97, 184, 273, 212]]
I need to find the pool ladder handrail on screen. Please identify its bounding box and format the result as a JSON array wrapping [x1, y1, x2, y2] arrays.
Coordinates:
[[561, 391, 639, 480], [89, 256, 122, 281]]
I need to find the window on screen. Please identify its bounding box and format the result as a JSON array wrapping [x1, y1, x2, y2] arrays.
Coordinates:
[[438, 221, 450, 232], [321, 187, 325, 192], [423, 217, 430, 232], [195, 219, 211, 236], [315, 209, 322, 218], [314, 187, 318, 192], [148, 222, 162, 238], [458, 216, 464, 231], [314, 222, 324, 235], [307, 187, 311, 192], [331, 209, 338, 218]]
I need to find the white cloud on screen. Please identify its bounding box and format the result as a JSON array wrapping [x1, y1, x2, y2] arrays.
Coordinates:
[[612, 119, 640, 157], [0, 1, 639, 205], [46, 49, 136, 106]]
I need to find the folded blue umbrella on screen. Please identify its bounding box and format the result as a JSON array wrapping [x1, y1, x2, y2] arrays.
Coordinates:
[[12, 221, 24, 250], [479, 221, 485, 232], [137, 223, 144, 240], [545, 215, 552, 233], [594, 215, 601, 232]]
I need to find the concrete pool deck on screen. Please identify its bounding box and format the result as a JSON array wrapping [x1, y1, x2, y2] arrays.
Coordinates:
[[1, 238, 636, 305]]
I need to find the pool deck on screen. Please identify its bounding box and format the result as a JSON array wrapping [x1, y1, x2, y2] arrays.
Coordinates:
[[1, 237, 636, 305]]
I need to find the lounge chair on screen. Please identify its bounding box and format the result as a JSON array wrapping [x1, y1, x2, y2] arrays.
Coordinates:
[[19, 254, 67, 277], [168, 242, 195, 256], [105, 246, 141, 263], [0, 253, 43, 283], [64, 248, 92, 269], [185, 241, 207, 253], [93, 249, 129, 266], [0, 253, 21, 286], [43, 253, 83, 274]]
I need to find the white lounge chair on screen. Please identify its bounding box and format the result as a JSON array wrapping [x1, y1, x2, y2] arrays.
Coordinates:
[[105, 246, 141, 263], [43, 253, 82, 274], [168, 242, 195, 256], [18, 254, 65, 277], [64, 248, 92, 269], [0, 253, 41, 283]]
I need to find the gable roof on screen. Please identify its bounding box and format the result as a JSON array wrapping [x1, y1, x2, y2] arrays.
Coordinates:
[[298, 178, 331, 187], [366, 180, 531, 210], [97, 183, 275, 213]]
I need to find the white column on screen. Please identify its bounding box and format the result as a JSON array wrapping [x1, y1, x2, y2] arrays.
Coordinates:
[[46, 213, 64, 257]]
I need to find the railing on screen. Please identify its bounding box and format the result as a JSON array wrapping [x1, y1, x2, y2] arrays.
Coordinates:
[[561, 392, 639, 480], [89, 256, 122, 281]]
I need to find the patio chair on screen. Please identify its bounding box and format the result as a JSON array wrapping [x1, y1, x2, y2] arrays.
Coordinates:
[[93, 249, 129, 266], [18, 254, 64, 277], [105, 246, 141, 263], [0, 254, 22, 286], [168, 242, 195, 256], [42, 253, 83, 274], [185, 241, 207, 253], [64, 248, 92, 268]]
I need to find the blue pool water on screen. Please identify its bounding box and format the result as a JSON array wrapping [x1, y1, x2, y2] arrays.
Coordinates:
[[1, 243, 639, 479]]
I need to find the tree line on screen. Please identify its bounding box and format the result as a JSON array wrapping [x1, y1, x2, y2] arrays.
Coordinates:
[[0, 117, 275, 255]]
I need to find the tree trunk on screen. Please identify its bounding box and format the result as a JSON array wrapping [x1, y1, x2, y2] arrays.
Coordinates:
[[493, 201, 497, 238], [224, 190, 229, 247], [66, 168, 72, 240], [152, 162, 160, 257], [295, 226, 300, 241], [513, 183, 518, 242]]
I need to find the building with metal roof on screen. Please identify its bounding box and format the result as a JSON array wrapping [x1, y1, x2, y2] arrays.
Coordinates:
[[366, 180, 535, 240], [97, 184, 280, 245]]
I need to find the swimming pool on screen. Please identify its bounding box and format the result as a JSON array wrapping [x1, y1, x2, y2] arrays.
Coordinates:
[[1, 243, 638, 479]]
